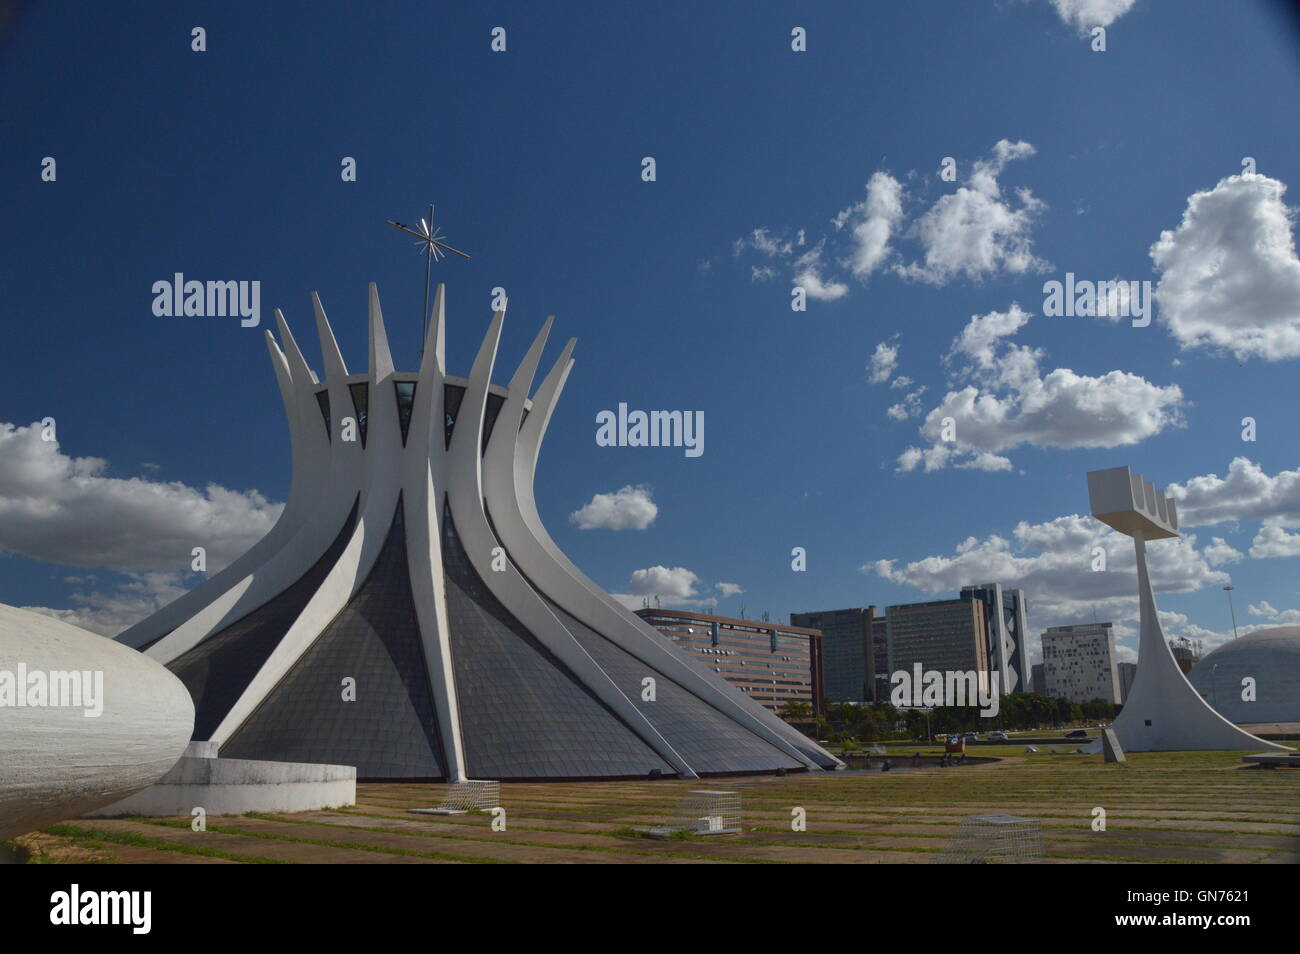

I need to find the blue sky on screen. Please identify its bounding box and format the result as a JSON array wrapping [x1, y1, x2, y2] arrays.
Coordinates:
[[4, 0, 1300, 666]]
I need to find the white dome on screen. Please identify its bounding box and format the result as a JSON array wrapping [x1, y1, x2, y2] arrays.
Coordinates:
[[1188, 626, 1300, 725], [0, 604, 194, 840]]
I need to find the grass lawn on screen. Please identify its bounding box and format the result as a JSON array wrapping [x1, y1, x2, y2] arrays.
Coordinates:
[[18, 749, 1299, 864]]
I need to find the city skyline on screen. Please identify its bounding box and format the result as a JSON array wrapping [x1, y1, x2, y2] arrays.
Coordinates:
[[4, 1, 1300, 674]]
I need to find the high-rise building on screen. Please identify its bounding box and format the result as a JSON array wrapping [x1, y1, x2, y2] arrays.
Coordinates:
[[788, 607, 881, 703], [1041, 623, 1121, 704], [1032, 662, 1047, 697], [637, 609, 823, 717], [885, 598, 990, 703], [961, 583, 1031, 694], [870, 613, 889, 702]]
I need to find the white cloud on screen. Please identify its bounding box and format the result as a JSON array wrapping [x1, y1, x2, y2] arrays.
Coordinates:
[[1183, 617, 1299, 645], [21, 572, 191, 638], [611, 567, 748, 610], [868, 338, 900, 384], [0, 421, 280, 573], [1166, 458, 1300, 528], [897, 307, 1184, 471], [1248, 600, 1278, 617], [887, 386, 927, 422], [793, 244, 849, 301], [897, 140, 1049, 285], [627, 565, 699, 600], [1251, 606, 1300, 625], [734, 227, 802, 258], [0, 421, 283, 637], [1202, 537, 1243, 567], [1047, 0, 1137, 33], [569, 484, 658, 531], [730, 141, 1045, 301], [612, 564, 722, 610], [834, 171, 905, 280], [1151, 174, 1300, 361], [1249, 523, 1300, 560], [865, 512, 1230, 652]]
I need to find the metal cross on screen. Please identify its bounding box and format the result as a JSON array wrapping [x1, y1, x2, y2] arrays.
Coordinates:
[[387, 205, 470, 359]]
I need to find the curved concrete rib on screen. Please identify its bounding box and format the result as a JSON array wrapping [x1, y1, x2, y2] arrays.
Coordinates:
[[447, 309, 697, 778], [494, 346, 836, 770], [146, 295, 367, 665], [118, 315, 321, 649], [401, 283, 468, 780], [351, 284, 404, 576], [211, 286, 406, 746]]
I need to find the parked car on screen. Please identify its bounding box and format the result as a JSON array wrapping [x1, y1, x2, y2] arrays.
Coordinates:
[[987, 731, 1009, 742], [963, 732, 979, 741], [1065, 729, 1090, 739]]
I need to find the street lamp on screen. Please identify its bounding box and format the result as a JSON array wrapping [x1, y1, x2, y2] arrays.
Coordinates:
[[1223, 585, 1239, 640]]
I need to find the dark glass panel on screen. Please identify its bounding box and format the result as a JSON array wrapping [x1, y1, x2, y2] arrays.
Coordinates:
[[443, 383, 465, 449], [440, 499, 671, 779], [223, 498, 447, 779], [166, 497, 360, 740], [315, 390, 331, 443], [394, 381, 417, 446], [541, 596, 803, 775], [481, 393, 506, 454], [348, 382, 369, 448]]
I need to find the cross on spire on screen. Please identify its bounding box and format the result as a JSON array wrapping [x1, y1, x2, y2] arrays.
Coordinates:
[[386, 204, 470, 359]]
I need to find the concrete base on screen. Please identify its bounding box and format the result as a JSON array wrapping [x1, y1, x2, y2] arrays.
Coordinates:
[[1242, 753, 1300, 768], [86, 754, 356, 817], [1102, 728, 1126, 763]]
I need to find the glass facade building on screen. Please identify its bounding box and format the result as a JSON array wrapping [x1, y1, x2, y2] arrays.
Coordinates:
[[885, 598, 991, 702], [788, 607, 890, 704]]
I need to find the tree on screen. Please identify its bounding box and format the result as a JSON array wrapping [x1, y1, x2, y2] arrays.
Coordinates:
[[780, 700, 813, 723]]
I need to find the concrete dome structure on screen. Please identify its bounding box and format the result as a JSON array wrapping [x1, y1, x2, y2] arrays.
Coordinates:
[[116, 283, 841, 781], [0, 604, 194, 841], [1189, 626, 1300, 725]]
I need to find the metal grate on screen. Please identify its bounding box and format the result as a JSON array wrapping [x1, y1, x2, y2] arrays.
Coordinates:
[[412, 779, 501, 815], [936, 813, 1044, 864], [639, 789, 742, 838]]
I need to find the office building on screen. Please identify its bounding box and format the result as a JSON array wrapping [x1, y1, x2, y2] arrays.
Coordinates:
[[961, 583, 1031, 694], [638, 609, 823, 717], [788, 606, 884, 703], [1041, 623, 1122, 704], [885, 598, 991, 703]]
